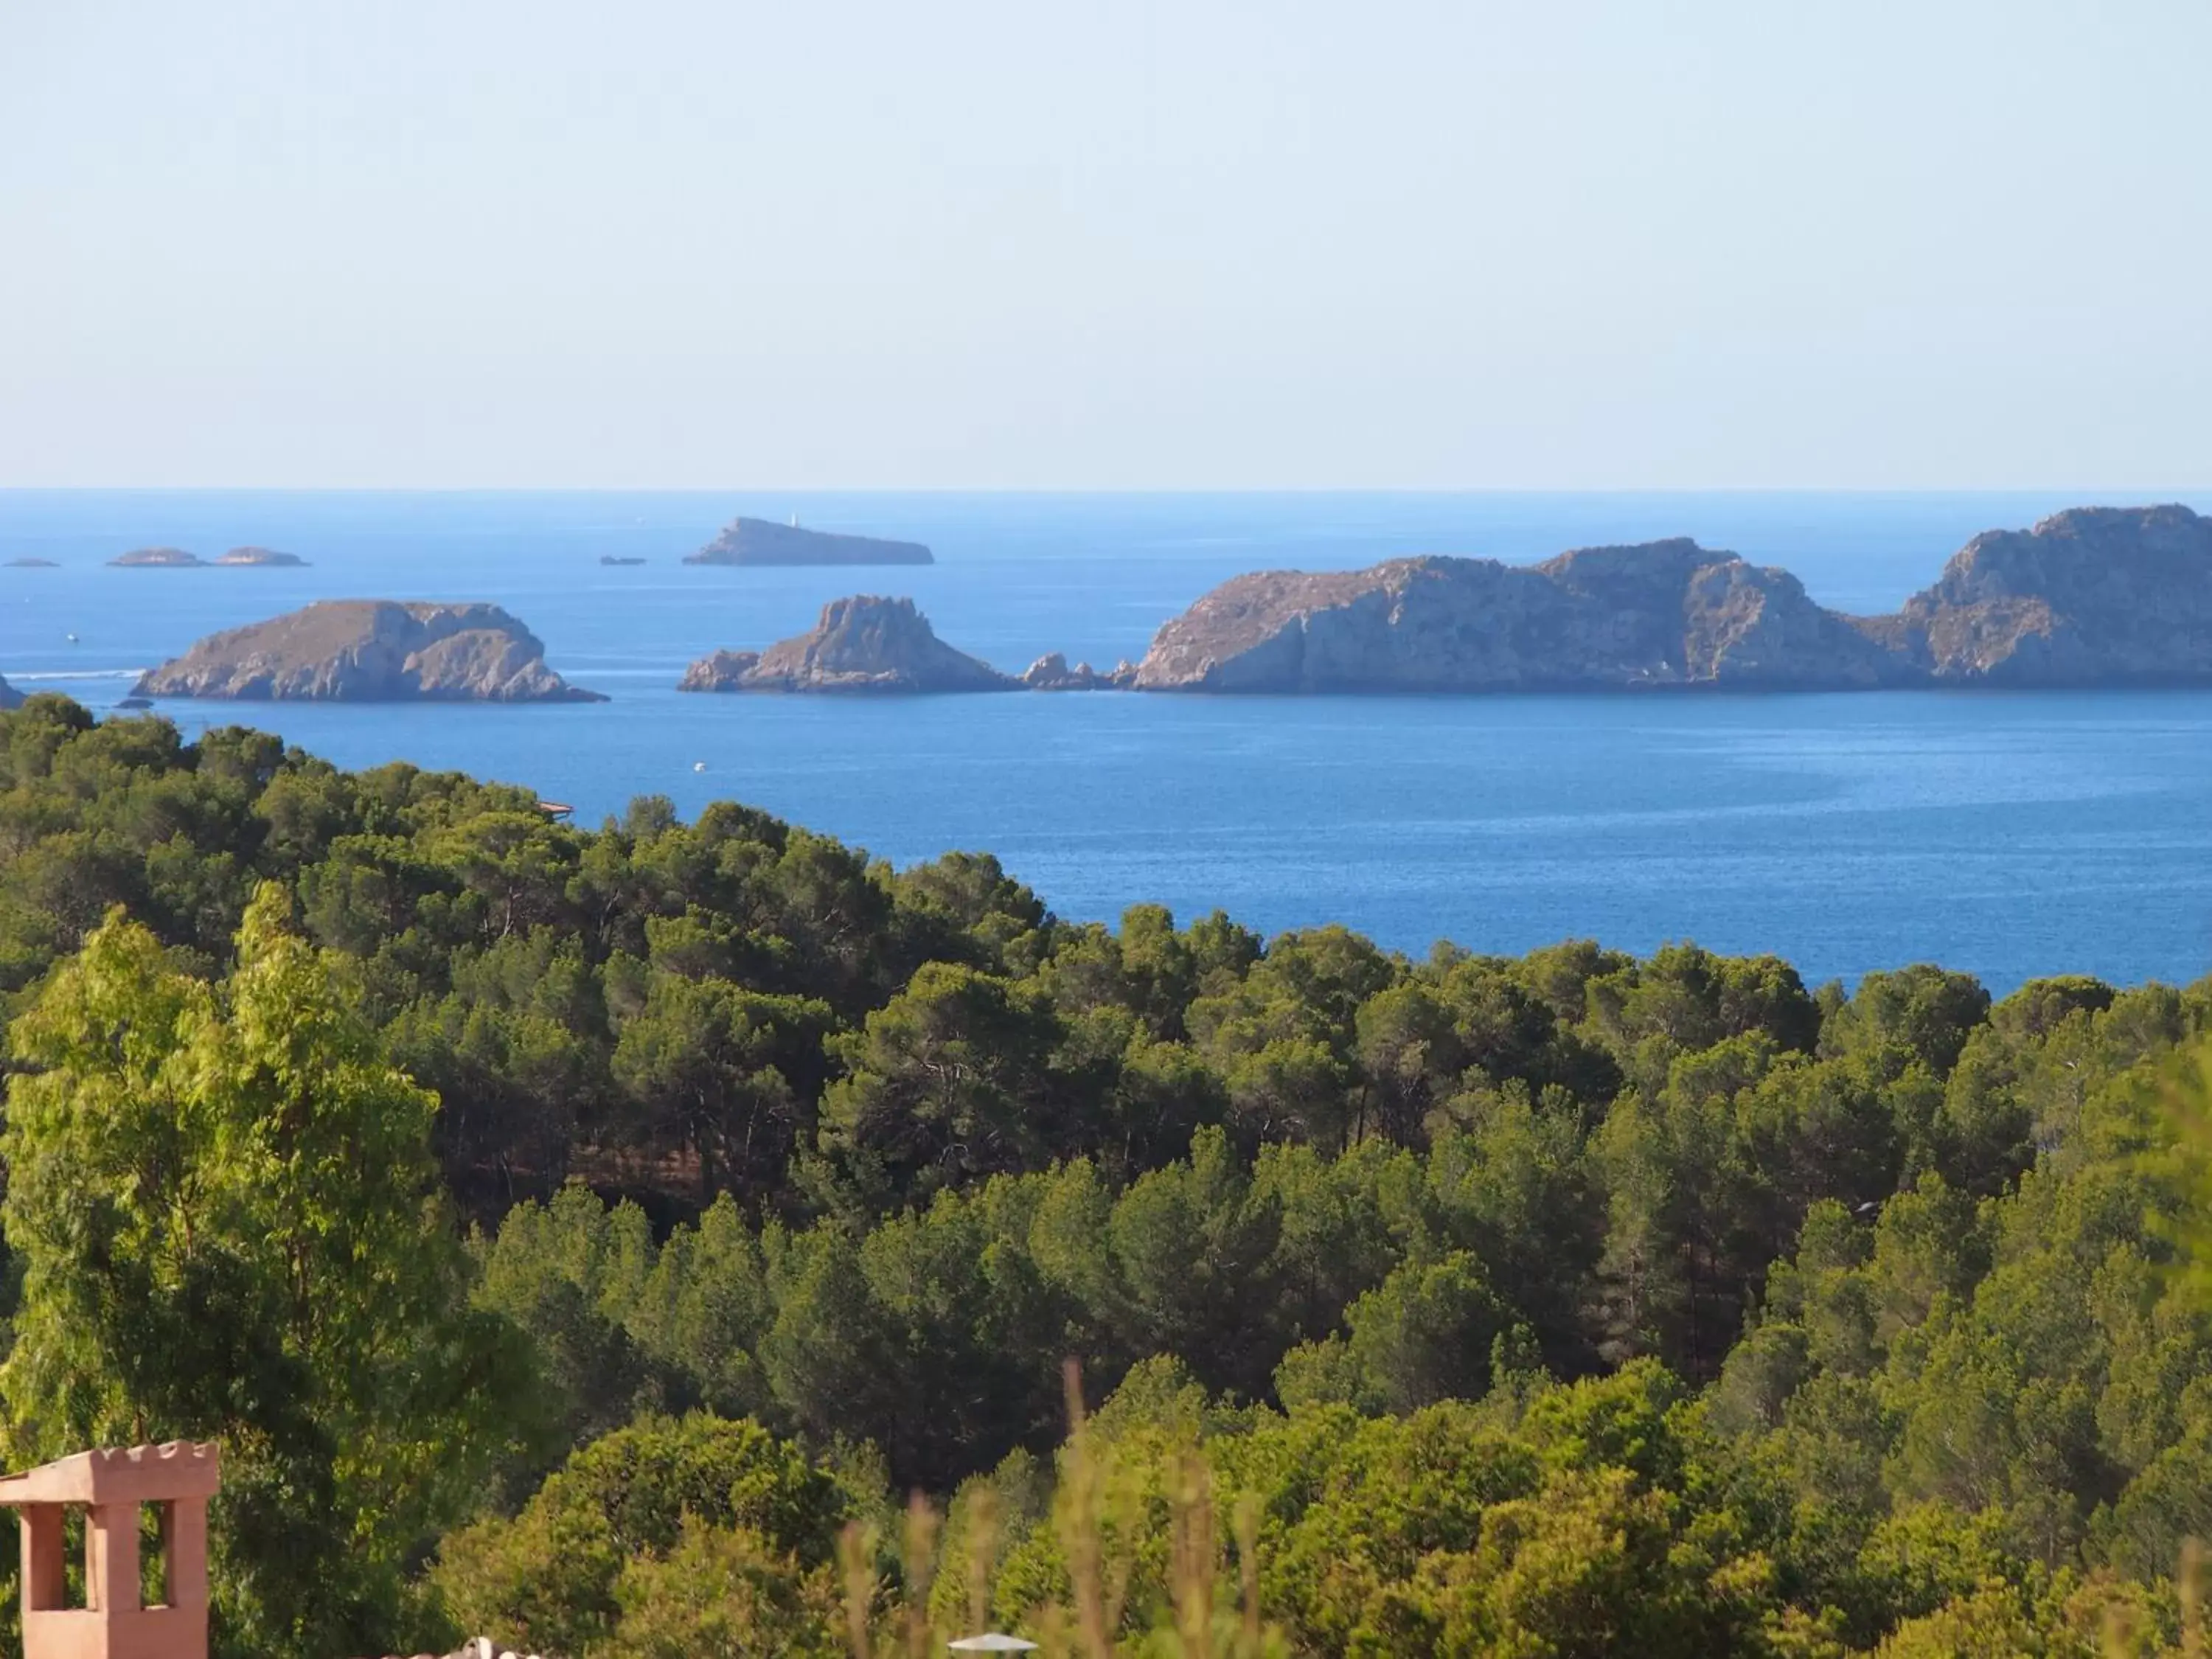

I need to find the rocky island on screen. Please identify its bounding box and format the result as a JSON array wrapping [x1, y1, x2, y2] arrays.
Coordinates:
[[1865, 504, 2212, 684], [684, 516, 933, 566], [679, 596, 1015, 692], [108, 546, 307, 567], [134, 600, 606, 702], [1130, 504, 2212, 692], [1132, 538, 1902, 692], [5, 557, 58, 568], [1021, 653, 1137, 689]]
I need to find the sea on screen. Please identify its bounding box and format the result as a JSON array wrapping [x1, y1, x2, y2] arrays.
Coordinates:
[[4, 489, 2211, 995]]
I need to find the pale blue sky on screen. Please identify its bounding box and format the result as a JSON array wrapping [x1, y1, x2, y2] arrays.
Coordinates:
[[2, 0, 2206, 488]]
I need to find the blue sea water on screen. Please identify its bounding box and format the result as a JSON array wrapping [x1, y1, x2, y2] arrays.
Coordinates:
[[4, 488, 2212, 994]]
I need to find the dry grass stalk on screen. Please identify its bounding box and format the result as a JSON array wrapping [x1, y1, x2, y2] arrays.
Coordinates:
[[1030, 1604, 1071, 1658], [1169, 1453, 1215, 1659], [1059, 1358, 1114, 1659], [839, 1519, 880, 1659], [1234, 1495, 1262, 1658], [904, 1492, 940, 1658], [2185, 1537, 2207, 1658], [965, 1484, 1001, 1635]]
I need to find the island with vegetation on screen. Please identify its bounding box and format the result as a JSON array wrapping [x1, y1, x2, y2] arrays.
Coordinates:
[[0, 687, 2208, 1655], [679, 594, 1017, 692], [1133, 503, 2212, 692], [4, 557, 58, 568], [212, 545, 310, 566], [684, 514, 935, 566], [133, 599, 606, 701]]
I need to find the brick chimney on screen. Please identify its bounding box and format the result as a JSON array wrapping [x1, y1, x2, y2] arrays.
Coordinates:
[[0, 1444, 220, 1659]]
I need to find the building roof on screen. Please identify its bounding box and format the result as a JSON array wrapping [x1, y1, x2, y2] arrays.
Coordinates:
[[0, 1442, 220, 1505]]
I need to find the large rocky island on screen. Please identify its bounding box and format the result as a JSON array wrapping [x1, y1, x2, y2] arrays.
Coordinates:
[[213, 546, 309, 566], [1864, 504, 2212, 684], [680, 596, 1015, 692], [1131, 505, 2212, 692], [134, 601, 606, 702], [684, 516, 933, 566]]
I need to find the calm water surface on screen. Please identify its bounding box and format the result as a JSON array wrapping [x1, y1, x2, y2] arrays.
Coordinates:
[[4, 490, 2209, 992]]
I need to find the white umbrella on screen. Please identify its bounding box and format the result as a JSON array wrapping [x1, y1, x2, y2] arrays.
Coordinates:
[[947, 1638, 1039, 1654]]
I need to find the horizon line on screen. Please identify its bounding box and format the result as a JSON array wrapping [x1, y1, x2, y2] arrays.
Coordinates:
[[5, 484, 2212, 498]]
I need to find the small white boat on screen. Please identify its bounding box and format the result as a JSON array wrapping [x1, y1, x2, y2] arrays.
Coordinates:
[[693, 761, 707, 773]]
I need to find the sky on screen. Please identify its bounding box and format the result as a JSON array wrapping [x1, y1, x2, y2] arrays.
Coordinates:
[[1, 0, 2208, 490]]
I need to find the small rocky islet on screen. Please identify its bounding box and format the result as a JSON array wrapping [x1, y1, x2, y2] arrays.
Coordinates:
[[133, 600, 605, 703], [108, 545, 310, 568], [678, 596, 1015, 692], [683, 515, 933, 566], [678, 597, 1141, 694], [1020, 652, 1138, 690]]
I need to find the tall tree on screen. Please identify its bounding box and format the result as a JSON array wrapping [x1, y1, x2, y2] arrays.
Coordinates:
[[1, 888, 529, 1659]]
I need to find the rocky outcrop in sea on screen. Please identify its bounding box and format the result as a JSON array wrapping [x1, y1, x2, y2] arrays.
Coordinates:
[[1865, 505, 2212, 685], [679, 596, 1015, 692], [110, 547, 206, 568], [134, 601, 606, 702], [1132, 538, 1910, 692], [684, 516, 933, 566], [1021, 653, 1138, 690], [1131, 505, 2212, 692]]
